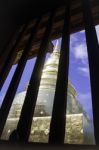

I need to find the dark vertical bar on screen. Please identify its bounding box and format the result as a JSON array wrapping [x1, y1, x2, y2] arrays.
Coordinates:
[[0, 18, 41, 137], [14, 10, 56, 142], [49, 1, 71, 144], [82, 0, 99, 144], [0, 24, 28, 91]]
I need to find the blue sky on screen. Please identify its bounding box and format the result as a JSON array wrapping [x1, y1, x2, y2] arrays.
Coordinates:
[[0, 25, 99, 120], [68, 25, 99, 120]]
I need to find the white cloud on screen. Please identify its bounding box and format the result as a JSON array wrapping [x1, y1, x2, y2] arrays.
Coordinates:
[[70, 34, 89, 76], [74, 44, 87, 59], [70, 32, 88, 64], [70, 34, 78, 45], [71, 25, 99, 63], [71, 42, 89, 77], [72, 44, 88, 65], [70, 26, 99, 78], [77, 66, 89, 77]]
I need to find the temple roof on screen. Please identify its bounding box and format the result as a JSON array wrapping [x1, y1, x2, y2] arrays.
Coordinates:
[[10, 0, 99, 64]]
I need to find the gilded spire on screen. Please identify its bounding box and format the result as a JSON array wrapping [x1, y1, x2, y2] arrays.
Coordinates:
[[53, 39, 60, 53]]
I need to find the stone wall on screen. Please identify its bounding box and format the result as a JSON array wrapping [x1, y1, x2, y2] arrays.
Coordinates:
[[1, 114, 84, 144], [65, 114, 84, 144]]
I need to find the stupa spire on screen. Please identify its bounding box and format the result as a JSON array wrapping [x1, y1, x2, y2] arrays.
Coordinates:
[[53, 39, 60, 53]]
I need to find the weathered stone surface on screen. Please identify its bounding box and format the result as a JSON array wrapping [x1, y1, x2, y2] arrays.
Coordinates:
[[1, 118, 18, 140], [1, 114, 84, 144], [65, 114, 84, 144]]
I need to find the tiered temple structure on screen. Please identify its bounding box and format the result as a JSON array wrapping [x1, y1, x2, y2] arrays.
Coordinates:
[[1, 41, 95, 144]]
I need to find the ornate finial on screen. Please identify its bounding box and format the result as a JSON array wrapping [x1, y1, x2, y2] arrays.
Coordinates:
[[53, 39, 60, 53], [25, 82, 29, 91]]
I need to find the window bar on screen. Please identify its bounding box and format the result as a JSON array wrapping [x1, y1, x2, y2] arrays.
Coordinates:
[[82, 0, 99, 144], [0, 17, 41, 137], [0, 24, 28, 91], [49, 1, 71, 144], [12, 10, 56, 142]]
